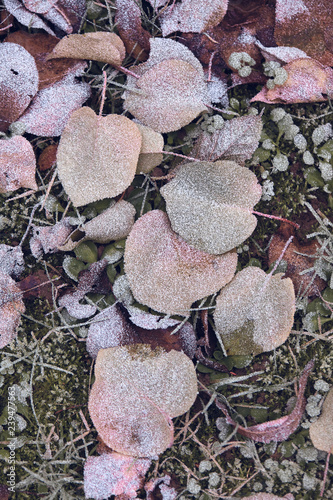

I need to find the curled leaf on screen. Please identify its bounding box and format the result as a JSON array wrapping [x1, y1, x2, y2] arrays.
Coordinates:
[[57, 107, 142, 206], [136, 123, 164, 174], [29, 218, 73, 259], [124, 210, 237, 315], [0, 270, 25, 349], [160, 161, 262, 255], [88, 345, 198, 457], [0, 136, 37, 193], [214, 266, 295, 356], [310, 386, 333, 453]]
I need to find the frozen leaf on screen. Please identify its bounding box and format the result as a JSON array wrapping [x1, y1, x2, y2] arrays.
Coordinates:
[[37, 144, 57, 171], [160, 161, 262, 255], [18, 270, 55, 302], [29, 218, 73, 259], [217, 360, 314, 443], [0, 245, 24, 279], [310, 387, 333, 453], [0, 136, 37, 193], [251, 58, 333, 104], [57, 107, 142, 206], [48, 32, 126, 67], [160, 0, 228, 36], [242, 494, 294, 500], [145, 474, 177, 500], [123, 38, 209, 133], [0, 42, 39, 132], [256, 40, 309, 64], [214, 266, 295, 356], [0, 270, 25, 349], [124, 210, 237, 315], [3, 0, 56, 35], [88, 344, 198, 456], [5, 31, 87, 91], [135, 123, 164, 174], [19, 74, 91, 137], [115, 0, 150, 60], [84, 451, 151, 500], [192, 114, 263, 164]]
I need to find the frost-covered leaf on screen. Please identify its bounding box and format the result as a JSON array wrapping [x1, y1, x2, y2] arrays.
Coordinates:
[[88, 344, 197, 456], [0, 270, 25, 349], [160, 0, 228, 36], [48, 32, 126, 67], [115, 0, 150, 60], [123, 38, 209, 133], [29, 218, 73, 259], [0, 245, 24, 279], [217, 360, 314, 443], [160, 161, 262, 255], [0, 137, 37, 193], [57, 107, 142, 206], [145, 474, 177, 500], [19, 74, 91, 137], [135, 123, 164, 174], [0, 42, 39, 132], [124, 210, 237, 315], [84, 451, 151, 500], [251, 58, 333, 104], [242, 494, 294, 499], [3, 0, 56, 35], [192, 114, 263, 164], [310, 386, 333, 453], [256, 40, 309, 64], [214, 266, 295, 356]]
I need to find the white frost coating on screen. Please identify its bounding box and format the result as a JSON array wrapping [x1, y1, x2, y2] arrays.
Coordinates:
[[275, 0, 308, 22], [82, 201, 136, 243], [0, 270, 25, 349], [3, 0, 56, 34]]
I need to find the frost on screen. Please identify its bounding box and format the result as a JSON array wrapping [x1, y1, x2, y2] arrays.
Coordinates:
[[187, 478, 201, 494], [303, 151, 314, 165], [318, 161, 333, 181], [312, 123, 332, 146], [199, 460, 212, 473], [113, 275, 134, 306], [0, 270, 25, 348], [294, 133, 307, 151], [0, 136, 37, 193], [208, 472, 220, 488], [29, 218, 73, 259], [135, 123, 164, 174], [309, 387, 333, 453], [261, 180, 275, 201], [314, 379, 330, 392], [302, 473, 317, 490], [284, 124, 300, 141], [270, 108, 286, 122], [262, 139, 275, 151], [0, 245, 24, 279], [272, 153, 289, 172]]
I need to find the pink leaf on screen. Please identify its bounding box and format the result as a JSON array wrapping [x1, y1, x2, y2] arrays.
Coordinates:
[[0, 136, 37, 193]]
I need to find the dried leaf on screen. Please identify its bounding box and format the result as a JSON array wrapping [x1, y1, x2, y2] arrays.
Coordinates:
[[135, 123, 164, 174], [124, 210, 237, 315], [18, 269, 55, 302], [37, 144, 57, 171], [0, 136, 37, 193], [251, 58, 333, 104], [123, 38, 209, 133], [48, 32, 126, 67], [0, 270, 25, 348], [29, 218, 73, 259], [217, 360, 314, 442], [3, 0, 56, 35], [145, 474, 177, 500], [242, 494, 294, 500], [256, 40, 310, 64], [115, 0, 150, 60], [57, 107, 142, 206], [160, 0, 228, 36], [192, 114, 263, 164], [84, 451, 151, 500], [88, 344, 198, 456], [0, 245, 24, 279], [0, 42, 39, 131], [214, 266, 295, 356], [310, 387, 333, 453], [19, 74, 91, 137], [160, 161, 262, 255]]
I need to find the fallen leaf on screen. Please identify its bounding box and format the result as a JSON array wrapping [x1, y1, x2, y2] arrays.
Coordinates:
[[115, 0, 150, 60], [0, 244, 24, 279], [84, 451, 151, 500], [37, 144, 57, 171], [160, 161, 262, 254], [123, 38, 209, 133], [251, 58, 333, 104], [3, 0, 57, 36], [48, 32, 126, 67], [0, 136, 37, 193], [135, 123, 164, 174], [160, 0, 228, 36], [309, 386, 333, 453], [242, 494, 294, 500], [88, 344, 198, 456], [214, 266, 295, 356], [192, 114, 263, 164], [124, 210, 237, 315], [29, 218, 73, 259], [57, 107, 142, 206], [145, 474, 177, 500], [256, 40, 310, 64], [216, 359, 314, 442], [268, 223, 326, 297], [18, 269, 55, 302], [0, 270, 25, 349], [0, 42, 39, 132]]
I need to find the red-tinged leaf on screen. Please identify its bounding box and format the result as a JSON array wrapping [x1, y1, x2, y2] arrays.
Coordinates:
[[0, 270, 25, 349], [115, 0, 150, 60], [18, 270, 56, 302], [0, 136, 37, 193], [242, 494, 295, 500], [216, 359, 315, 443], [84, 451, 151, 500], [3, 0, 56, 36], [29, 218, 73, 259], [145, 474, 177, 500], [37, 144, 57, 171]]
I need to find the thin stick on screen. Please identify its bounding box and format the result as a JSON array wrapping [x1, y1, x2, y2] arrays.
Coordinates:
[[320, 449, 332, 497], [116, 65, 140, 79], [252, 210, 300, 229], [39, 168, 57, 212], [99, 70, 107, 117], [157, 150, 200, 162], [205, 103, 239, 116]]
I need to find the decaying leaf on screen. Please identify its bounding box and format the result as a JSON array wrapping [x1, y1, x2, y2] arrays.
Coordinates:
[[84, 451, 151, 500], [145, 474, 177, 500], [214, 266, 295, 356], [309, 386, 333, 453], [124, 210, 237, 315], [88, 344, 198, 456], [242, 494, 294, 500], [37, 143, 57, 171], [48, 32, 126, 67], [216, 359, 314, 442], [256, 40, 310, 64], [135, 123, 164, 174], [0, 42, 39, 131], [115, 0, 150, 60], [57, 107, 142, 206], [123, 38, 209, 133], [251, 58, 333, 104], [29, 218, 73, 259], [0, 270, 25, 349], [160, 0, 228, 36], [160, 161, 262, 255], [3, 0, 57, 36], [192, 114, 263, 164], [0, 136, 37, 193], [0, 244, 24, 279]]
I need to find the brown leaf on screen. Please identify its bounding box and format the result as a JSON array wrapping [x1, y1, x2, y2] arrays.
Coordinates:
[[242, 494, 294, 500], [37, 144, 57, 171], [18, 269, 55, 302], [29, 218, 73, 259], [309, 386, 333, 453], [115, 0, 150, 61], [3, 0, 57, 36], [268, 223, 326, 297], [0, 136, 37, 193], [0, 244, 24, 279], [0, 270, 25, 348], [216, 359, 315, 443]]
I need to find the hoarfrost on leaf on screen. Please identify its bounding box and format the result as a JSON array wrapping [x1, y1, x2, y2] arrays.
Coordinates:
[[160, 161, 262, 255], [0, 136, 37, 193], [124, 210, 238, 315], [309, 387, 333, 453], [29, 218, 73, 259], [135, 123, 164, 174], [0, 270, 25, 349]]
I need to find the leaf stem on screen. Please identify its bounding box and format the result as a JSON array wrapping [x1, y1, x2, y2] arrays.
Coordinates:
[[252, 211, 300, 229]]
